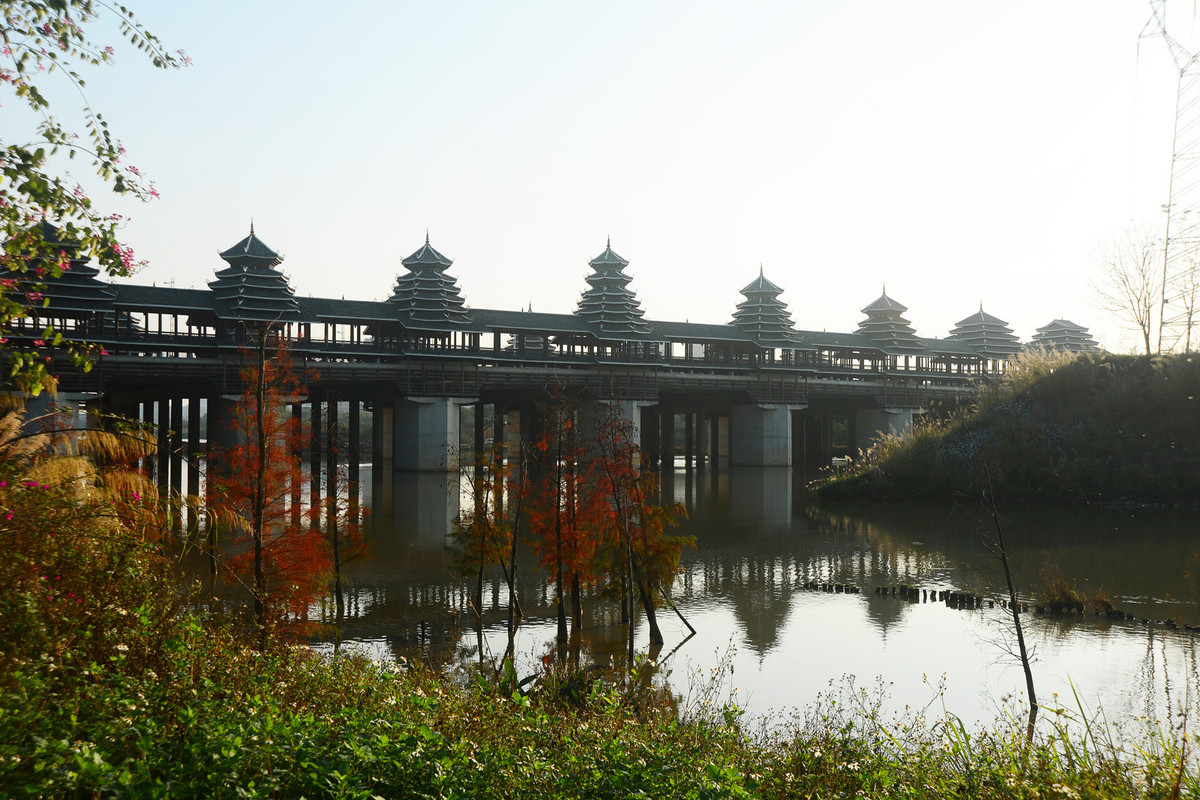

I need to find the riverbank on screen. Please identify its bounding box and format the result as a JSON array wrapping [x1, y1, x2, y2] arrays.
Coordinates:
[[3, 477, 1195, 799], [3, 616, 1196, 799], [817, 351, 1200, 505]]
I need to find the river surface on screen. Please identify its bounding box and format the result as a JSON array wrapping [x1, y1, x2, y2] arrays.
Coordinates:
[[314, 464, 1200, 738]]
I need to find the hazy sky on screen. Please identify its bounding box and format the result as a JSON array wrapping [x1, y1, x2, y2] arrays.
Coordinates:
[[40, 1, 1199, 351]]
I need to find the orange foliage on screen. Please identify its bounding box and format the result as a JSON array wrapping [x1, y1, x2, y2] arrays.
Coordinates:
[[209, 335, 329, 635]]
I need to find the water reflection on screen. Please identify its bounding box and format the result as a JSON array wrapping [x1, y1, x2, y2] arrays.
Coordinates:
[[316, 464, 1200, 734]]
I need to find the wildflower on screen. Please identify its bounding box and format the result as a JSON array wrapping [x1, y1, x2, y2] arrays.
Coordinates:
[[115, 643, 129, 652]]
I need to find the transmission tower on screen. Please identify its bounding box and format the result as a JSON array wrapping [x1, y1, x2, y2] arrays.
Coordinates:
[[1142, 0, 1200, 351]]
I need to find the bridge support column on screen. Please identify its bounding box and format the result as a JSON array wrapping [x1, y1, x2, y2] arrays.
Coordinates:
[[659, 402, 675, 469], [684, 412, 694, 471], [347, 399, 361, 524], [642, 406, 661, 468], [696, 409, 712, 470], [372, 401, 394, 463], [309, 397, 322, 510], [709, 414, 725, 469], [730, 404, 796, 467], [394, 396, 474, 472], [853, 408, 915, 456]]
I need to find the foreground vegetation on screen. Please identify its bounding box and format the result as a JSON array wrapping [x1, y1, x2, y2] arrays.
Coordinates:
[[819, 351, 1200, 505], [1, 406, 1197, 798]]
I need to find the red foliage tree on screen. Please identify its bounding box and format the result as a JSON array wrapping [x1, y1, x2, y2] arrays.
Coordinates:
[[523, 394, 691, 656], [526, 393, 606, 646], [589, 405, 690, 657], [209, 332, 328, 646]]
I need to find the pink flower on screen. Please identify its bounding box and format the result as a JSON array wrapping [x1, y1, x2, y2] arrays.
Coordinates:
[[33, 339, 45, 347]]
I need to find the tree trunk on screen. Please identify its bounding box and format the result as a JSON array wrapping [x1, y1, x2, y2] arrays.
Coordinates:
[[474, 534, 485, 620], [555, 436, 567, 644], [252, 330, 269, 650], [332, 513, 344, 620], [637, 574, 663, 645], [570, 572, 582, 629]]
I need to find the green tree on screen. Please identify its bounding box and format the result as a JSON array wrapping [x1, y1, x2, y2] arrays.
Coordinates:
[[2, 1, 186, 392]]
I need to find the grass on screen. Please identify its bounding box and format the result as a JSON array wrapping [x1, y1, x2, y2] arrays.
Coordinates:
[[817, 351, 1200, 505], [5, 628, 1197, 798], [2, 405, 1198, 798]]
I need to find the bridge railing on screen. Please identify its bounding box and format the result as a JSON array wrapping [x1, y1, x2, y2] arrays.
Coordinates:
[[23, 318, 983, 401]]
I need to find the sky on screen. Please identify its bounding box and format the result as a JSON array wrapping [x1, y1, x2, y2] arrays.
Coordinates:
[[27, 1, 1200, 352]]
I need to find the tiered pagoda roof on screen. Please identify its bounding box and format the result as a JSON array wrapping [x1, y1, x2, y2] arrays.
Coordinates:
[[8, 221, 117, 316], [947, 306, 1021, 360], [388, 234, 473, 330], [574, 240, 651, 339], [1030, 319, 1100, 353], [855, 289, 924, 352], [208, 226, 301, 321], [730, 268, 802, 346]]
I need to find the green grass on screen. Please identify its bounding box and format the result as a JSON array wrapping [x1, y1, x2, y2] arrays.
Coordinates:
[[2, 403, 1198, 798], [4, 625, 1197, 798]]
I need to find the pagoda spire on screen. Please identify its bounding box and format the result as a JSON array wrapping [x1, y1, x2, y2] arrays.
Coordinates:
[[949, 305, 1020, 360], [389, 234, 472, 328], [210, 226, 299, 321], [730, 267, 801, 345], [857, 289, 921, 352], [574, 240, 649, 337]]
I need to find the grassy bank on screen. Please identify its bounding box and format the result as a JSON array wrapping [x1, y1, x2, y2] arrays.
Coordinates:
[[2, 405, 1198, 798], [0, 482, 1194, 798], [4, 616, 1198, 799], [818, 351, 1200, 504]]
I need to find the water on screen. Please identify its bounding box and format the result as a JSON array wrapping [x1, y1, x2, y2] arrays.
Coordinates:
[[316, 464, 1200, 736]]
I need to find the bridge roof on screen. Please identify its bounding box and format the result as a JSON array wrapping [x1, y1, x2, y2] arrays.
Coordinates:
[[103, 283, 990, 361], [652, 319, 757, 344]]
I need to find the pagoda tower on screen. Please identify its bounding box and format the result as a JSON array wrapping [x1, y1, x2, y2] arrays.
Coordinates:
[[730, 267, 802, 346], [855, 288, 922, 352], [1029, 319, 1100, 353], [574, 239, 650, 337], [208, 225, 300, 322], [389, 234, 472, 329], [948, 305, 1021, 367], [8, 220, 117, 320]]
